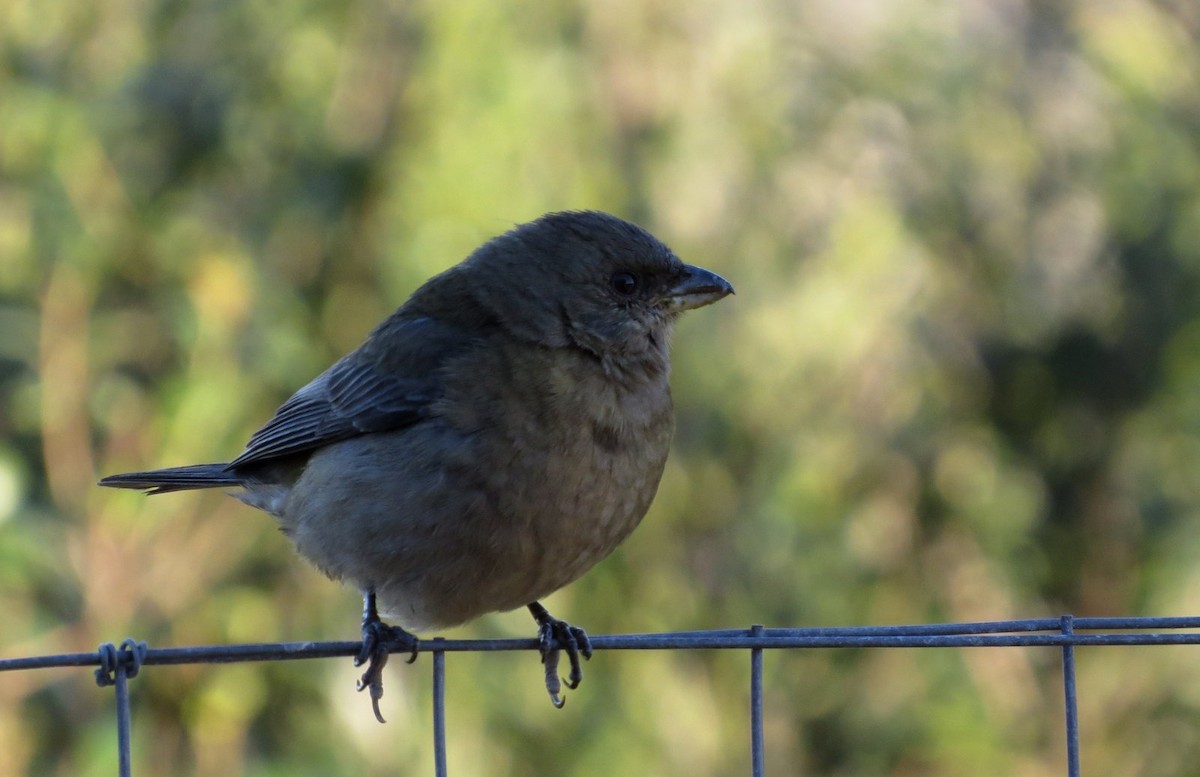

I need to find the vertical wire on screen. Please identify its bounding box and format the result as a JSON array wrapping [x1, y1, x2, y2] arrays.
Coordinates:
[[750, 624, 765, 777], [115, 664, 133, 777], [1060, 615, 1080, 777], [433, 638, 447, 777]]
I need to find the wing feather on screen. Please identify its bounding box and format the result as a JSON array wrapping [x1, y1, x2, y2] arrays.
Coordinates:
[[227, 315, 474, 469]]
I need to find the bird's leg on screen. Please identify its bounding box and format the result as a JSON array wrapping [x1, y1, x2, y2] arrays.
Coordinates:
[[354, 589, 419, 723], [528, 601, 593, 708]]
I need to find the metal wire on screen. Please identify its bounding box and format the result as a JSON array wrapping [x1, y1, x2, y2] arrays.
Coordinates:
[[7, 614, 1200, 775], [749, 624, 765, 777], [93, 639, 147, 777], [113, 663, 133, 777], [432, 638, 447, 777], [1060, 615, 1081, 777]]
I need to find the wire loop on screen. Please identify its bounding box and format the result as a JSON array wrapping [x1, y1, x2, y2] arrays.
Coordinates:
[[94, 639, 149, 687]]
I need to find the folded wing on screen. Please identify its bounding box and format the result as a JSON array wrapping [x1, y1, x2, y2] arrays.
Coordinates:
[[228, 315, 478, 469]]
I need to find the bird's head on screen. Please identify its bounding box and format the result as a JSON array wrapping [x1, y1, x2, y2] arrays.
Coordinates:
[[467, 211, 733, 367]]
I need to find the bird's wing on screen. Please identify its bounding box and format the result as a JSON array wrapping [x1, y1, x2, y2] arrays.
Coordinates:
[[227, 315, 473, 469]]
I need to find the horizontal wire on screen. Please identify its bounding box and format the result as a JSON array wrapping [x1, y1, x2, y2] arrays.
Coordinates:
[[5, 615, 1200, 673]]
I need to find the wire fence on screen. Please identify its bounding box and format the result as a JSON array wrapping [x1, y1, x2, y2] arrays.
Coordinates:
[[6, 614, 1200, 776]]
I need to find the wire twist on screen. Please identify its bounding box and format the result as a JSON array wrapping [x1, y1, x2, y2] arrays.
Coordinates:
[[94, 639, 149, 687]]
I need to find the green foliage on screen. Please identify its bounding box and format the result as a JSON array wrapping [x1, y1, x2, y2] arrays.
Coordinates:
[[3, 0, 1200, 773]]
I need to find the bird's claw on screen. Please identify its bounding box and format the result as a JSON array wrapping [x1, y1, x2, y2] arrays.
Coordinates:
[[529, 603, 592, 708], [355, 610, 418, 723]]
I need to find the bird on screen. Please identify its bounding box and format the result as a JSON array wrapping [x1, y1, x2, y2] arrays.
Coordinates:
[[99, 210, 733, 721]]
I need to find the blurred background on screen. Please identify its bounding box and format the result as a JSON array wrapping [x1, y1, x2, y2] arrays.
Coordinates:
[[2, 0, 1200, 773]]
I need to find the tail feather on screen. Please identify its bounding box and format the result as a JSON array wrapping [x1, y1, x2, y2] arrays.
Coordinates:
[[98, 463, 244, 495]]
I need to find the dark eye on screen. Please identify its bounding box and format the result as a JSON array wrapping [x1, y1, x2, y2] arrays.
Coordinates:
[[610, 271, 639, 296]]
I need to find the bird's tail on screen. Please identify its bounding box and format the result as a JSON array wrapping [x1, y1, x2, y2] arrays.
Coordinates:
[[98, 463, 243, 495]]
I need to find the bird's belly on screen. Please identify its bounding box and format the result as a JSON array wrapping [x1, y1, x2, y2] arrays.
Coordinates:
[[281, 412, 669, 631], [512, 444, 664, 598]]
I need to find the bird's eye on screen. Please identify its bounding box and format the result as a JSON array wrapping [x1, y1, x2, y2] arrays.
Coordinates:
[[610, 271, 639, 296]]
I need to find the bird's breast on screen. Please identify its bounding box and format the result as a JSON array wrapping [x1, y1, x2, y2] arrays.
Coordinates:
[[446, 343, 675, 602]]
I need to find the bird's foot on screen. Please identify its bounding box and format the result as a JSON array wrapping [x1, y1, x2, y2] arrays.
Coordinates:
[[528, 602, 593, 708], [355, 591, 419, 723]]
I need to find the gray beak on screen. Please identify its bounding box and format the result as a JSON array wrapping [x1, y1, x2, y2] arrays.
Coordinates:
[[663, 264, 735, 312]]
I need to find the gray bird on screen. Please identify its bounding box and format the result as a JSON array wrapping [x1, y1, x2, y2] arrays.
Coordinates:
[[99, 210, 733, 720]]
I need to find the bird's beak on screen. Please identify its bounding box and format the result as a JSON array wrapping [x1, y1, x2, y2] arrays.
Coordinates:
[[662, 264, 735, 312]]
